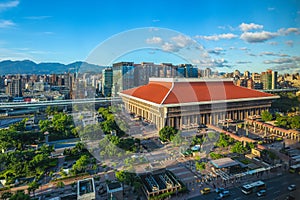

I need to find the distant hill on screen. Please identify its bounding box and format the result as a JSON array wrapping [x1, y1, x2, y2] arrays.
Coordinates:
[[0, 60, 106, 74]]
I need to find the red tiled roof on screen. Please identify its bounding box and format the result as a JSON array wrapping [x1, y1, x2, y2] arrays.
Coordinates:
[[121, 80, 276, 105], [121, 81, 172, 104]]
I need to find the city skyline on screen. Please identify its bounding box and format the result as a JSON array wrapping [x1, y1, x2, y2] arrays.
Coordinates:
[[0, 0, 299, 73]]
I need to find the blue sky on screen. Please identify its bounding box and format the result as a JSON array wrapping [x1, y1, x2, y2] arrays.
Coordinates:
[[0, 0, 299, 73]]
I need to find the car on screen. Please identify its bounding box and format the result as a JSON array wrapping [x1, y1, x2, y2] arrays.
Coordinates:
[[257, 189, 266, 197], [201, 187, 211, 195], [215, 187, 225, 193], [288, 184, 296, 191], [215, 195, 223, 200], [220, 190, 230, 198]]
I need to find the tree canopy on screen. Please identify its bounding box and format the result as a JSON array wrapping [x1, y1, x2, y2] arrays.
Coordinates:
[[275, 115, 300, 129], [159, 126, 178, 142], [39, 112, 77, 141], [261, 111, 273, 122]]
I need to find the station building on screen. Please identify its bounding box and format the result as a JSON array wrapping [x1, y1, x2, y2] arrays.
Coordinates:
[[120, 78, 279, 130]]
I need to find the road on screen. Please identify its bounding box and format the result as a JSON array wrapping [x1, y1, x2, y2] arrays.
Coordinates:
[[189, 172, 300, 200]]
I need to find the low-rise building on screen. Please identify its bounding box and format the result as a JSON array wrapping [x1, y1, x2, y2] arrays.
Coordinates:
[[77, 178, 96, 200], [106, 182, 123, 200]]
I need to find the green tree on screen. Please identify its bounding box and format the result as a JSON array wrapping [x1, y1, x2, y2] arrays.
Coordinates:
[[216, 133, 230, 147], [9, 191, 30, 200], [191, 135, 203, 146], [209, 152, 224, 159], [28, 180, 40, 196], [1, 191, 12, 200], [261, 111, 273, 122], [290, 115, 300, 129], [57, 181, 65, 188], [195, 162, 206, 171], [72, 155, 90, 174], [171, 131, 185, 146], [230, 141, 247, 154], [115, 170, 135, 185], [159, 126, 177, 142], [9, 118, 27, 131]]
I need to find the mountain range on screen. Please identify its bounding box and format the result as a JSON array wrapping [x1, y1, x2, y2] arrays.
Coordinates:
[[0, 60, 107, 74]]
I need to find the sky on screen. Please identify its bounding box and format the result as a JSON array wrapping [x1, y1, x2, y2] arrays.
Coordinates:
[[0, 0, 299, 73]]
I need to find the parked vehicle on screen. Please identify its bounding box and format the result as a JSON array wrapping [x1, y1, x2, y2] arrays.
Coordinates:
[[201, 187, 211, 195], [257, 189, 266, 197]]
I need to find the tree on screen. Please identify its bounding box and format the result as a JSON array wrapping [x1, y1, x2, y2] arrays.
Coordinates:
[[1, 191, 12, 200], [57, 181, 65, 188], [261, 111, 273, 122], [209, 152, 224, 159], [171, 131, 185, 146], [115, 170, 126, 183], [28, 180, 40, 196], [9, 191, 30, 200], [159, 126, 177, 142], [72, 155, 90, 174], [115, 170, 135, 185], [216, 133, 230, 147], [195, 162, 206, 171], [191, 135, 203, 146], [230, 141, 247, 154]]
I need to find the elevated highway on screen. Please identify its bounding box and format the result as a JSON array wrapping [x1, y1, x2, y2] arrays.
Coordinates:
[[0, 97, 122, 109]]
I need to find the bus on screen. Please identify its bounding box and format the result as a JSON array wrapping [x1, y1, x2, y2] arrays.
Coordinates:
[[241, 180, 266, 194], [289, 164, 300, 174]]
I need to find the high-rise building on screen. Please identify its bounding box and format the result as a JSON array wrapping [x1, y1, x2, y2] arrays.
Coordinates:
[[261, 69, 277, 90], [234, 69, 241, 78], [203, 68, 212, 77], [0, 76, 5, 93], [102, 68, 113, 97], [6, 78, 22, 97], [112, 62, 135, 96], [252, 73, 261, 83], [247, 78, 254, 89], [244, 71, 250, 79], [272, 70, 278, 89], [178, 64, 198, 78]]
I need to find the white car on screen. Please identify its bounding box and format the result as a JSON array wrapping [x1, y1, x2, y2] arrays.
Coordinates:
[[257, 189, 266, 197], [288, 184, 296, 191], [220, 190, 230, 198]]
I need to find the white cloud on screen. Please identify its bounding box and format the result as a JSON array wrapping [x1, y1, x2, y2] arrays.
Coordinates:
[[0, 20, 15, 28], [194, 58, 231, 68], [171, 35, 193, 48], [260, 51, 290, 57], [0, 0, 19, 11], [263, 57, 294, 64], [195, 33, 238, 41], [208, 47, 225, 55], [145, 36, 163, 44], [239, 22, 263, 32], [278, 28, 299, 35], [240, 47, 249, 51], [271, 63, 300, 73], [161, 42, 179, 52], [240, 31, 278, 43], [268, 7, 275, 11]]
